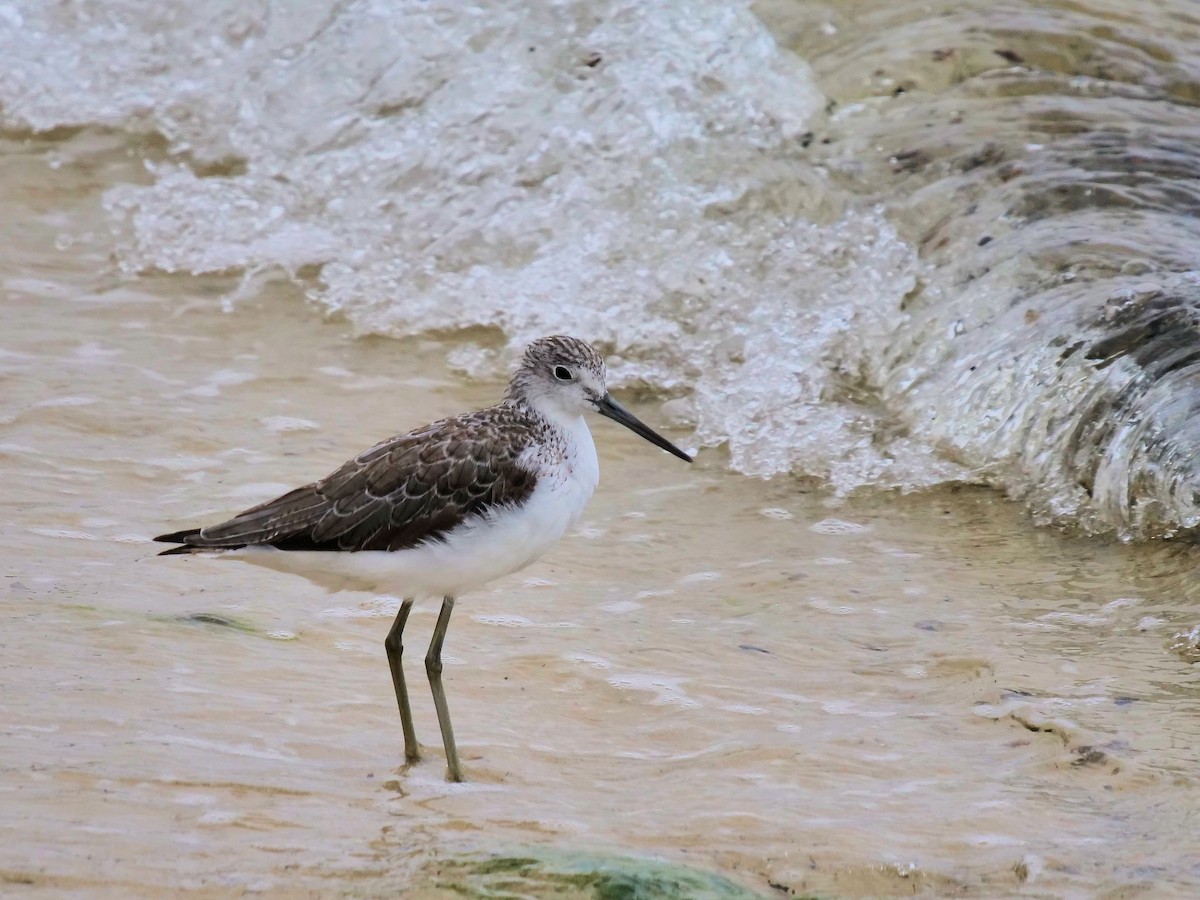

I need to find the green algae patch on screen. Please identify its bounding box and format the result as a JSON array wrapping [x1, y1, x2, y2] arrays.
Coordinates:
[[414, 851, 782, 900]]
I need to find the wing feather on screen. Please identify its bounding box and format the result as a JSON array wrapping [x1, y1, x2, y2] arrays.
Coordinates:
[[154, 405, 542, 555]]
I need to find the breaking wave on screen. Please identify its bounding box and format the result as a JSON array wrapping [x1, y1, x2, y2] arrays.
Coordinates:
[[3, 0, 1200, 538]]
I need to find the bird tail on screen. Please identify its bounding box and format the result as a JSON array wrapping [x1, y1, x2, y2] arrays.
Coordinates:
[[152, 528, 245, 556]]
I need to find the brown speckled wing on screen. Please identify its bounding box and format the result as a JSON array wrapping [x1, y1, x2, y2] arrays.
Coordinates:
[[154, 404, 541, 554]]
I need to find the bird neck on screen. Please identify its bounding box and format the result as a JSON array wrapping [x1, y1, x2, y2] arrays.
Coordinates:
[[509, 394, 586, 436]]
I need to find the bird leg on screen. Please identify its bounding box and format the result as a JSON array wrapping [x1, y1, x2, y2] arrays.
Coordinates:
[[425, 595, 462, 782], [384, 598, 420, 763]]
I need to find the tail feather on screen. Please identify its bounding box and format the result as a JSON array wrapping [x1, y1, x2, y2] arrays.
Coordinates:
[[155, 484, 327, 550], [156, 544, 229, 557], [153, 526, 247, 556], [154, 528, 203, 544]]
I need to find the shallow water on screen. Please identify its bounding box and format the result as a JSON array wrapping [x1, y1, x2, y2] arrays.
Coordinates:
[[4, 132, 1200, 898]]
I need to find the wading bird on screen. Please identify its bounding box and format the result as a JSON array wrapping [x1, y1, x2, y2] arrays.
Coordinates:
[[155, 336, 692, 781]]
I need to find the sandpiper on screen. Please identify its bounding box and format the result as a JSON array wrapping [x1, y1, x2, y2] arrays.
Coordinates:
[[154, 335, 692, 782]]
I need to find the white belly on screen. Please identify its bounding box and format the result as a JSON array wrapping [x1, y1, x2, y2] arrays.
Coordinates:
[[225, 416, 600, 598]]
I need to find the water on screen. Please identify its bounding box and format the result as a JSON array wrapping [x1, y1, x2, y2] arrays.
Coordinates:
[[7, 0, 1200, 536], [0, 0, 964, 504], [763, 0, 1200, 539], [3, 1, 1200, 897]]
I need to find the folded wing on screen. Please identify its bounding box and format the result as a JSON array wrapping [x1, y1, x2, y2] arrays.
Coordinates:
[[154, 407, 540, 555]]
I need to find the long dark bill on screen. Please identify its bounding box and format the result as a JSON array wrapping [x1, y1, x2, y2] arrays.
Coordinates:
[[594, 393, 693, 463]]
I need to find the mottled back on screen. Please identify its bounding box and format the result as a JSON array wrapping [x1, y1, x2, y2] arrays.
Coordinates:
[[156, 404, 544, 554]]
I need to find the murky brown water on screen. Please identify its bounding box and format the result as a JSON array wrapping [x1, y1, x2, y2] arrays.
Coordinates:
[[4, 131, 1200, 900]]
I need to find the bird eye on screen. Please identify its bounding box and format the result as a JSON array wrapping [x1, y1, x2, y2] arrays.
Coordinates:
[[553, 365, 574, 381]]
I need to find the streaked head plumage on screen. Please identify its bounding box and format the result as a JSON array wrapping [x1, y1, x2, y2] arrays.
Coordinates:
[[506, 335, 607, 416], [505, 335, 692, 463]]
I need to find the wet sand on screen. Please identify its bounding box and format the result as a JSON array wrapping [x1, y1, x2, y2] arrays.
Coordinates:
[[4, 131, 1200, 898]]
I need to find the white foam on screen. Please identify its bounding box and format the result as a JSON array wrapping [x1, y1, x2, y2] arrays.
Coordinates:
[[0, 0, 957, 493]]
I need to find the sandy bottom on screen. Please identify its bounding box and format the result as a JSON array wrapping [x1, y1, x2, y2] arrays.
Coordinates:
[[3, 131, 1200, 899]]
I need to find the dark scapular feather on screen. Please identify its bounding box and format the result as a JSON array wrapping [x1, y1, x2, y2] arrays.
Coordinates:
[[153, 403, 543, 555]]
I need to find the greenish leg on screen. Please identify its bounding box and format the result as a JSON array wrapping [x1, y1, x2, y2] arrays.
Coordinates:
[[425, 596, 462, 782], [384, 598, 420, 763]]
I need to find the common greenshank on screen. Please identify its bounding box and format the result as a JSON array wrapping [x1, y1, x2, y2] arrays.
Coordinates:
[[155, 336, 692, 782]]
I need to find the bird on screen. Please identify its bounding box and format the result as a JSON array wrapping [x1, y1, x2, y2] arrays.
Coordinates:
[[154, 335, 692, 782]]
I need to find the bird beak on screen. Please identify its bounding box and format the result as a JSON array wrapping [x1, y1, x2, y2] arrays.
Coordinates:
[[593, 393, 693, 463]]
